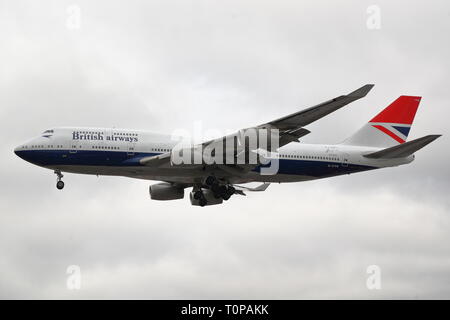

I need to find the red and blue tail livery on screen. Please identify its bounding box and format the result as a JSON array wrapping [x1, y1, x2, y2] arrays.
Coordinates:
[[343, 95, 422, 148], [370, 96, 421, 144]]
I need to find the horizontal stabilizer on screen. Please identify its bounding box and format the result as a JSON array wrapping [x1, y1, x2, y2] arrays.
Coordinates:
[[364, 135, 441, 159]]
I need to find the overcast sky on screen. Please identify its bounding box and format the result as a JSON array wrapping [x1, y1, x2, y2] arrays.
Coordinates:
[[1, 0, 449, 299]]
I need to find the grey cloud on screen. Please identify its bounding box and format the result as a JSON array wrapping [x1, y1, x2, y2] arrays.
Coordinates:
[[0, 0, 449, 299]]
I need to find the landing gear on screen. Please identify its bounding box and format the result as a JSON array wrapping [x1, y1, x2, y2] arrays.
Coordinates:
[[191, 177, 237, 206], [192, 189, 208, 206], [193, 190, 203, 200], [54, 170, 64, 190], [211, 182, 234, 200], [204, 176, 217, 186], [199, 198, 207, 207], [222, 186, 235, 201], [210, 183, 223, 198]]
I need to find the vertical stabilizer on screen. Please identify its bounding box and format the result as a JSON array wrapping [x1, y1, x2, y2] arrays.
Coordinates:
[[342, 96, 421, 147]]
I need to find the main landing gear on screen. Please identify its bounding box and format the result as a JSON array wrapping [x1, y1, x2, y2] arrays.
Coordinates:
[[193, 190, 208, 207], [54, 170, 64, 190], [205, 176, 235, 201], [190, 176, 236, 206]]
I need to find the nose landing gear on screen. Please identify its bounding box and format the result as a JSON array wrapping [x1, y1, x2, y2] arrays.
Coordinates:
[[54, 170, 64, 190]]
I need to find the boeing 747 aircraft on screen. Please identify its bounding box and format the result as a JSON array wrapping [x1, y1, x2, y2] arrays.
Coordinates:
[[14, 85, 440, 206]]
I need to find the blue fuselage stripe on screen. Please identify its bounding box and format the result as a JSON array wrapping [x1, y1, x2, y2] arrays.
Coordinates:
[[15, 149, 376, 178], [16, 149, 151, 167]]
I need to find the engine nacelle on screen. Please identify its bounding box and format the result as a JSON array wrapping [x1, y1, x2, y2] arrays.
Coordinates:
[[149, 183, 184, 200], [190, 189, 223, 206]]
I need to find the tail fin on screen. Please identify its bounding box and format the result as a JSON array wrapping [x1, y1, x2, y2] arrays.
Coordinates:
[[342, 96, 421, 147]]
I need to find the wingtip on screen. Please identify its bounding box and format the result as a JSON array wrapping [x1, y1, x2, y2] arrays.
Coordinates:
[[348, 84, 375, 98], [413, 134, 442, 145]]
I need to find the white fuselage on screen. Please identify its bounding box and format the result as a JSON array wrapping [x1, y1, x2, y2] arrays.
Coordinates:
[[14, 127, 414, 184]]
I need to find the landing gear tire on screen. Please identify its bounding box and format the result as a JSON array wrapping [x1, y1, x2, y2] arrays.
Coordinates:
[[199, 198, 207, 207], [211, 183, 228, 199], [222, 193, 231, 201], [211, 184, 221, 198], [227, 186, 235, 195], [222, 186, 234, 201], [54, 170, 64, 190], [193, 189, 208, 206], [218, 185, 227, 195], [56, 180, 65, 190], [193, 191, 203, 200], [205, 176, 216, 186]]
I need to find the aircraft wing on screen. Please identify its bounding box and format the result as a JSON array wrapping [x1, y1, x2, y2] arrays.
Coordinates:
[[258, 84, 374, 133], [201, 84, 374, 151], [140, 84, 374, 168]]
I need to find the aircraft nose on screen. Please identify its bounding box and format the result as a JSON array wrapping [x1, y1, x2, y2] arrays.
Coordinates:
[[14, 145, 25, 159]]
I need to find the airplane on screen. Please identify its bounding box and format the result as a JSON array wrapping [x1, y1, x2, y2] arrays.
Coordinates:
[[14, 84, 441, 206]]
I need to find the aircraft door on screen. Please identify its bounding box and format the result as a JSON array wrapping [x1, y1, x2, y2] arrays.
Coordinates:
[[340, 152, 349, 167], [127, 138, 136, 156], [69, 137, 80, 154]]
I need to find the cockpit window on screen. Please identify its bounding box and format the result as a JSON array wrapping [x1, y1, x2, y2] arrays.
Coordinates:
[[42, 129, 54, 134]]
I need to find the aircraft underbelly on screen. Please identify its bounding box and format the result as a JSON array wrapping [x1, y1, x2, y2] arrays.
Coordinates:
[[47, 164, 318, 184], [29, 149, 375, 184]]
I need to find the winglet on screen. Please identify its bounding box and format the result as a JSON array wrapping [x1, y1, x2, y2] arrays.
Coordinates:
[[347, 84, 375, 98]]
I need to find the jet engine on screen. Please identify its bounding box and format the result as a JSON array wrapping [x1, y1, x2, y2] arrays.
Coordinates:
[[149, 183, 184, 200]]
